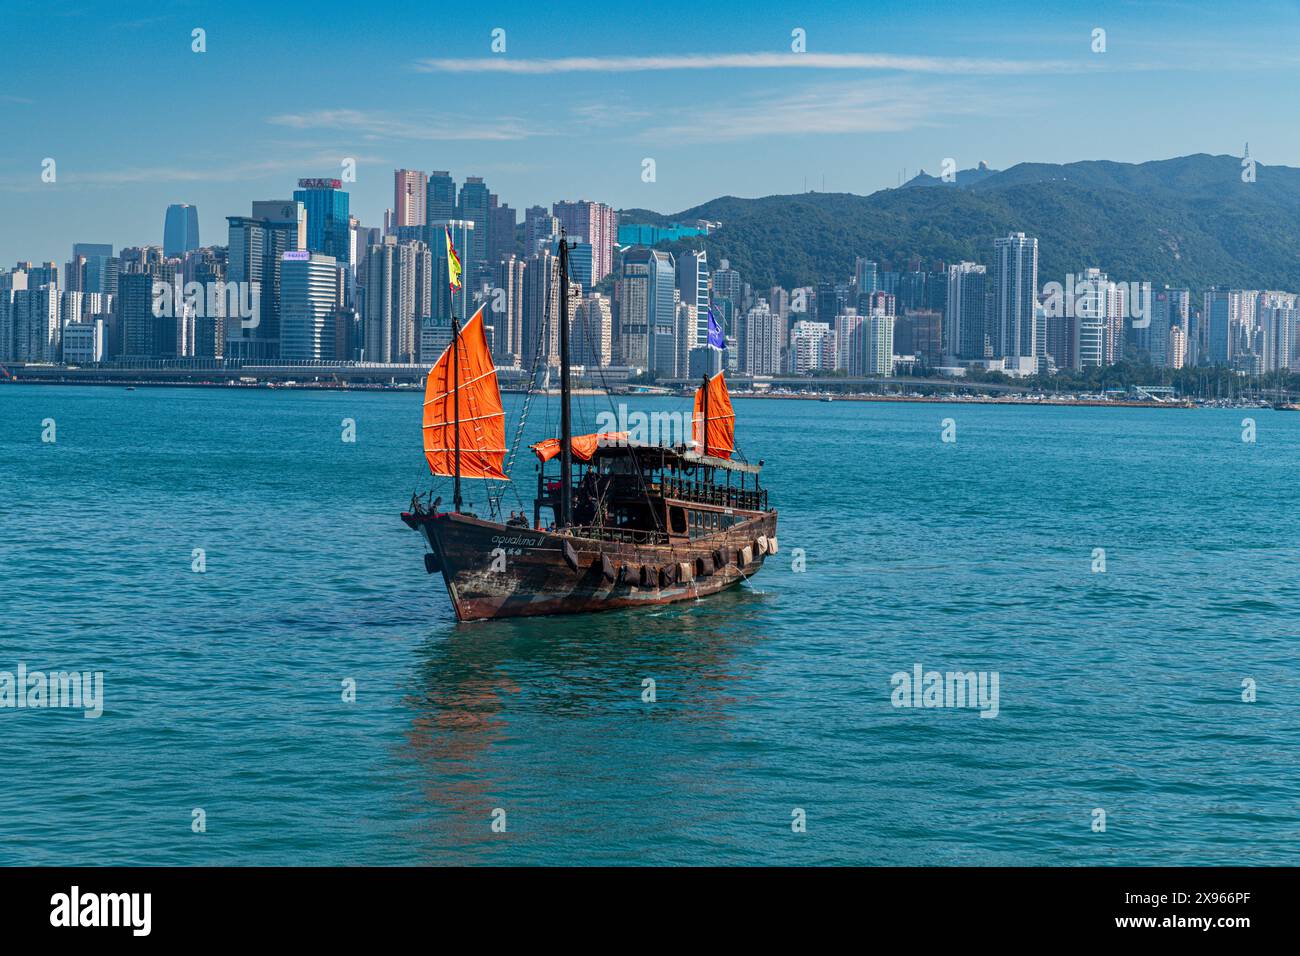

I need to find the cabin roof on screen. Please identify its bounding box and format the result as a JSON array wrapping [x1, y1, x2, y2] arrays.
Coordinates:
[[589, 441, 762, 475]]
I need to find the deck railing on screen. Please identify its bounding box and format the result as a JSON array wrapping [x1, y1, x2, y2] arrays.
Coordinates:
[[657, 477, 767, 511], [566, 525, 669, 545]]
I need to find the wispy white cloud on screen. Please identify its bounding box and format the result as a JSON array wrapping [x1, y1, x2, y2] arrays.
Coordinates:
[[266, 108, 540, 142], [414, 51, 1093, 76], [641, 80, 1008, 141], [570, 100, 652, 127], [0, 151, 387, 190]]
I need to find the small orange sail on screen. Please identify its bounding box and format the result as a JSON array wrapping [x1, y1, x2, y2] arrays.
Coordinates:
[[423, 305, 508, 480], [692, 371, 735, 459], [531, 431, 630, 464]]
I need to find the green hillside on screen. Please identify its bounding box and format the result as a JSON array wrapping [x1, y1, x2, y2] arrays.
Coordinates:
[[629, 154, 1300, 294]]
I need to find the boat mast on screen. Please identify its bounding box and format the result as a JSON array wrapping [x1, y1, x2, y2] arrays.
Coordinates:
[[452, 312, 462, 513], [701, 372, 710, 457], [558, 230, 573, 529]]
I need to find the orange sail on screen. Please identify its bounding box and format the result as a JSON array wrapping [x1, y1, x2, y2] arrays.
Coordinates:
[[531, 431, 630, 464], [692, 371, 735, 459], [423, 305, 508, 480]]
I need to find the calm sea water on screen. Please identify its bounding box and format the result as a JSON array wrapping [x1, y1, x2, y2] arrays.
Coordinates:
[[1, 384, 1298, 865]]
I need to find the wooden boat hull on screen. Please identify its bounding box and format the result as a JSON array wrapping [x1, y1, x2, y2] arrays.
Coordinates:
[[405, 511, 779, 622]]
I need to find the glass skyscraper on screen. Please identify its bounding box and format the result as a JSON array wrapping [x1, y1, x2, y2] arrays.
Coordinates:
[[456, 177, 491, 285], [292, 179, 350, 267], [426, 171, 456, 221], [163, 204, 200, 259]]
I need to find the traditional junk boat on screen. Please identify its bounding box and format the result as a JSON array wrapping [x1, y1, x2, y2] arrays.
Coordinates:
[[401, 231, 778, 621]]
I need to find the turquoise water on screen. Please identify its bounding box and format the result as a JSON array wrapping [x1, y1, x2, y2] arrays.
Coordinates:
[[1, 384, 1298, 865]]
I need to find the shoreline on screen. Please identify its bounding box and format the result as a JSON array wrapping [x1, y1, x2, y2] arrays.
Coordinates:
[[0, 377, 1236, 409], [731, 393, 1197, 409]]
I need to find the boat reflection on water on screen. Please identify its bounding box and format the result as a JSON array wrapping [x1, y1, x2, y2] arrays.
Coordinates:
[[396, 587, 771, 862]]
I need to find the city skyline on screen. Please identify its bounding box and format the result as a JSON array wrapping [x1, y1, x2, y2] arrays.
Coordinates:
[[5, 0, 1300, 264]]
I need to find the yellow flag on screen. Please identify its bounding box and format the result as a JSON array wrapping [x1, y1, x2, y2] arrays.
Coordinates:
[[445, 226, 463, 291]]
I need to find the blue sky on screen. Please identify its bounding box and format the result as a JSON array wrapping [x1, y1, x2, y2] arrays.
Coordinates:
[[2, 0, 1299, 264]]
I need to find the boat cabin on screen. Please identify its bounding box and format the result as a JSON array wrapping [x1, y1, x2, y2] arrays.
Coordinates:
[[533, 440, 767, 544]]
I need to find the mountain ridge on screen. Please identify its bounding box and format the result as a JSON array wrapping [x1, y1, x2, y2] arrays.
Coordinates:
[[621, 154, 1300, 294]]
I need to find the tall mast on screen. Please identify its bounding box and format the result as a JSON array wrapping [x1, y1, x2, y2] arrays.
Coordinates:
[[701, 372, 710, 457], [558, 230, 573, 528], [452, 312, 462, 512]]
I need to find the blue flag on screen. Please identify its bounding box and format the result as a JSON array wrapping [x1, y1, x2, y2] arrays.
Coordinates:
[[707, 306, 725, 349]]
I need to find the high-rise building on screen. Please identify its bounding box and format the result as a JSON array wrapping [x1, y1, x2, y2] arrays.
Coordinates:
[[179, 249, 226, 360], [118, 272, 161, 358], [945, 262, 988, 360], [742, 298, 781, 375], [523, 249, 560, 368], [898, 271, 927, 314], [1150, 287, 1190, 369], [0, 268, 30, 362], [524, 206, 558, 254], [768, 286, 790, 324], [81, 249, 119, 298], [488, 196, 517, 265], [552, 200, 618, 283], [1105, 281, 1128, 364], [880, 270, 900, 298], [1204, 287, 1242, 366], [1044, 289, 1073, 371], [227, 200, 306, 360], [924, 271, 949, 315], [711, 263, 741, 304], [1073, 269, 1113, 369], [293, 179, 351, 266], [674, 301, 696, 377], [710, 261, 742, 338], [1168, 323, 1187, 369], [992, 232, 1038, 367], [426, 171, 457, 221], [863, 312, 895, 376], [1256, 291, 1297, 373], [867, 291, 895, 317], [73, 243, 113, 260], [280, 252, 340, 360], [120, 247, 167, 279], [425, 218, 475, 326], [395, 220, 471, 360], [854, 258, 879, 299], [815, 281, 838, 327], [163, 204, 200, 259], [64, 255, 88, 292], [18, 261, 60, 289], [899, 309, 943, 368], [493, 255, 526, 366], [351, 220, 378, 280], [457, 176, 491, 284], [788, 320, 836, 373], [836, 311, 865, 375], [394, 170, 428, 228], [568, 242, 594, 290], [363, 237, 430, 364], [572, 292, 613, 368], [12, 287, 62, 363], [621, 247, 681, 374], [676, 250, 710, 350]]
